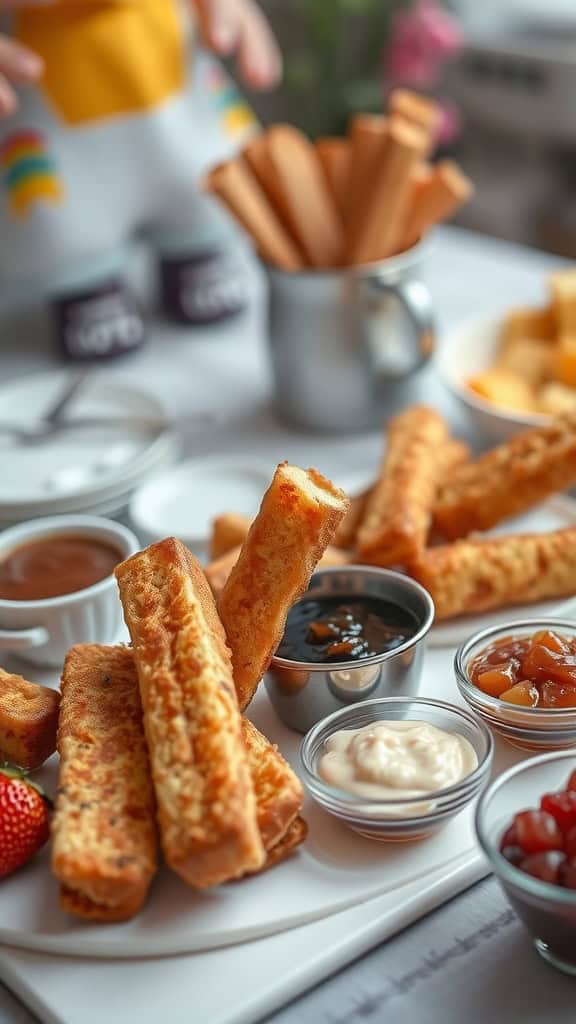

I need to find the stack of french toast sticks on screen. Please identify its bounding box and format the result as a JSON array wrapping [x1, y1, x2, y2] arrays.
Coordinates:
[[207, 405, 576, 622], [0, 464, 350, 922], [204, 89, 473, 271]]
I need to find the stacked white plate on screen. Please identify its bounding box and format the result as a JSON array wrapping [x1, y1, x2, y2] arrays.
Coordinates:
[[0, 371, 179, 526]]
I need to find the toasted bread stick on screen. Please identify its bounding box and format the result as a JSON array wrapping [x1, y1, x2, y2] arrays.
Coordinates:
[[315, 136, 350, 219], [266, 124, 344, 267], [218, 463, 350, 710], [0, 669, 59, 770], [207, 542, 350, 601], [349, 117, 427, 264], [242, 718, 303, 850], [210, 513, 253, 560], [242, 133, 293, 228], [204, 159, 302, 271], [412, 527, 576, 620], [388, 88, 439, 153], [356, 406, 457, 565], [52, 645, 158, 922], [401, 160, 473, 250], [115, 538, 264, 888], [434, 411, 576, 540], [500, 306, 556, 347], [345, 114, 388, 230]]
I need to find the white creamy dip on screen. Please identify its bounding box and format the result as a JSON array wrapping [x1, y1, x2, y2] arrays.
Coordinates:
[[319, 720, 478, 803]]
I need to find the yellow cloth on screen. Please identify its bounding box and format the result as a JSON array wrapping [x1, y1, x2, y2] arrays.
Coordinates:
[[14, 0, 187, 125]]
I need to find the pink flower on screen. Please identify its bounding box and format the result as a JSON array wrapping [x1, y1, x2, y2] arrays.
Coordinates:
[[384, 0, 462, 89]]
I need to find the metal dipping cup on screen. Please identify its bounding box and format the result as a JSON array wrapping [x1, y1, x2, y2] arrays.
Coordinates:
[[264, 567, 435, 733]]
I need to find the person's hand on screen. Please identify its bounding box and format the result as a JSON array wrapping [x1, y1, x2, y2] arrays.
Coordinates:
[[192, 0, 281, 90], [0, 33, 43, 116]]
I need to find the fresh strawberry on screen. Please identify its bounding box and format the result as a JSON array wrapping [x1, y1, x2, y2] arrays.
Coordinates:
[[0, 765, 51, 879]]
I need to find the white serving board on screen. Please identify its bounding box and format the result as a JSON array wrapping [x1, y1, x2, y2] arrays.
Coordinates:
[[0, 854, 488, 1024], [0, 644, 524, 960]]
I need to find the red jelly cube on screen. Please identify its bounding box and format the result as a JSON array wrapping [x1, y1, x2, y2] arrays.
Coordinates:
[[520, 851, 566, 884], [514, 809, 564, 853], [540, 791, 576, 832]]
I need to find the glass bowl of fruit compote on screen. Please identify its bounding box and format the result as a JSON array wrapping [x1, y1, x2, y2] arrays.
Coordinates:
[[476, 751, 576, 975], [455, 619, 576, 751]]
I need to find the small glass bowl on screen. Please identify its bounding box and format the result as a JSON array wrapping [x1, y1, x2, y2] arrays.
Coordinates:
[[299, 697, 494, 842], [455, 619, 576, 752], [475, 751, 576, 976]]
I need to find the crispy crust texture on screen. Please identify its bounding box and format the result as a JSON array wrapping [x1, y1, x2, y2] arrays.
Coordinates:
[[217, 464, 350, 711], [206, 544, 350, 601], [0, 669, 60, 770], [434, 411, 576, 540], [356, 406, 453, 565], [51, 645, 158, 921], [412, 527, 576, 620], [115, 538, 264, 888], [241, 718, 303, 850]]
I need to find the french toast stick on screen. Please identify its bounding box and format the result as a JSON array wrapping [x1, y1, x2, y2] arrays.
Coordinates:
[[115, 538, 264, 888], [52, 645, 157, 922], [412, 527, 576, 619], [243, 816, 308, 876], [356, 407, 465, 566], [434, 411, 576, 539], [241, 718, 303, 850], [0, 668, 60, 770], [218, 463, 350, 710]]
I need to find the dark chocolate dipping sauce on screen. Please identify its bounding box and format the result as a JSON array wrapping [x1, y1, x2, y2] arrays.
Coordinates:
[[0, 535, 121, 601], [277, 596, 418, 664]]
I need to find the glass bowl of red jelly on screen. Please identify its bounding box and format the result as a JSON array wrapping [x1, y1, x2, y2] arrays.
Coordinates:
[[475, 750, 576, 975], [455, 619, 576, 751]]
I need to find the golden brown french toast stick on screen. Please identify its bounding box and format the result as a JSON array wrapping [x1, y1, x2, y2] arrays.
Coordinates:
[[115, 538, 264, 887], [0, 668, 60, 770], [217, 463, 350, 710], [52, 645, 157, 922]]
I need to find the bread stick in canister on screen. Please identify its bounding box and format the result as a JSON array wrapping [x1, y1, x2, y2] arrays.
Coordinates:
[[356, 406, 461, 566], [434, 411, 576, 540], [412, 528, 576, 620], [115, 538, 264, 888], [0, 669, 60, 770], [204, 159, 303, 271], [401, 160, 474, 251], [349, 117, 427, 264], [315, 137, 350, 218], [218, 463, 350, 711], [388, 88, 439, 153], [52, 645, 158, 922], [345, 114, 388, 228], [266, 124, 345, 267]]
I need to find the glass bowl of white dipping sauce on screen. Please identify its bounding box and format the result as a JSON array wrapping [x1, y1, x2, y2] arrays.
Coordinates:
[[300, 697, 494, 841]]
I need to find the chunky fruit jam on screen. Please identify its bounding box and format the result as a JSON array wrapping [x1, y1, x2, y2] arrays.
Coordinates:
[[499, 768, 576, 889], [468, 630, 576, 708]]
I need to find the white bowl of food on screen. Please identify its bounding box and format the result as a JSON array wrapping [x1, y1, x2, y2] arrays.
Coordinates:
[[437, 287, 576, 442]]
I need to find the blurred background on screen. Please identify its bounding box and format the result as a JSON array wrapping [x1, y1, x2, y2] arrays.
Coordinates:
[[245, 0, 576, 257]]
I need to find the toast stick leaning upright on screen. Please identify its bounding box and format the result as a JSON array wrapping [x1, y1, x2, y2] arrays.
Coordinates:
[[52, 644, 158, 922], [400, 160, 474, 251], [434, 410, 576, 540], [412, 527, 576, 620], [115, 537, 265, 888], [218, 463, 350, 711], [204, 159, 303, 271], [356, 406, 467, 566], [315, 136, 350, 220]]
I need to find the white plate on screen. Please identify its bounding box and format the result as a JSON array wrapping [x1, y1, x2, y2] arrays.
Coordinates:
[[0, 372, 177, 514], [129, 457, 273, 553], [0, 644, 496, 960], [429, 495, 576, 647]]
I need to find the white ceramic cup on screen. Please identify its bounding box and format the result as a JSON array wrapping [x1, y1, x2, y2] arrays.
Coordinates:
[[0, 515, 140, 667]]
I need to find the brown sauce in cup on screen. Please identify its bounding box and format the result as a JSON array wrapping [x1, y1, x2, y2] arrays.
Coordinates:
[[277, 595, 418, 664], [0, 535, 121, 601]]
